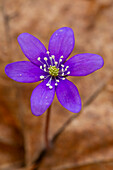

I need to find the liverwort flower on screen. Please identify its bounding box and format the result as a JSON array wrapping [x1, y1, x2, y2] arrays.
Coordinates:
[[5, 27, 104, 116]]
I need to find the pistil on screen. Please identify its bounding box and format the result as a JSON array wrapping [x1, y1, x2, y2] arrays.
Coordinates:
[[48, 66, 59, 77]]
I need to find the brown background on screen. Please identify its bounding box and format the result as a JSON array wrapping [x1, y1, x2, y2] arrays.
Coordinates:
[[0, 0, 113, 169]]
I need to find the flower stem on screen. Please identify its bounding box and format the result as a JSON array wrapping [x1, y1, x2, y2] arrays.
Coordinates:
[[45, 104, 51, 149]]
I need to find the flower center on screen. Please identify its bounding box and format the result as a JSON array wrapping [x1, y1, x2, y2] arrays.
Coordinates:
[[48, 66, 59, 77], [38, 51, 70, 89]]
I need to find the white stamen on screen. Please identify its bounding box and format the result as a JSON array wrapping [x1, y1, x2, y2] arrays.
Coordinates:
[[62, 68, 64, 72], [67, 71, 70, 75], [65, 66, 69, 71], [40, 65, 42, 69], [58, 68, 65, 74], [55, 61, 58, 65], [52, 55, 56, 66], [44, 57, 49, 67], [45, 75, 51, 80], [62, 73, 64, 76], [61, 64, 64, 67], [46, 51, 50, 54], [55, 83, 58, 86], [37, 57, 41, 61], [46, 83, 50, 86], [58, 76, 65, 80], [54, 77, 59, 85], [59, 59, 62, 62], [51, 55, 55, 59], [56, 79, 59, 82], [49, 85, 53, 89], [40, 75, 44, 79], [37, 57, 46, 66], [57, 55, 64, 68], [44, 57, 48, 61], [66, 66, 69, 69], [46, 77, 52, 88], [49, 57, 53, 66], [20, 74, 22, 76], [40, 65, 49, 73]]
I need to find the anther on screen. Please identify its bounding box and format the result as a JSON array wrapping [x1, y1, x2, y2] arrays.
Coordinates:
[[51, 55, 55, 59], [65, 66, 69, 70], [61, 68, 64, 72], [40, 75, 44, 79], [55, 61, 58, 65], [58, 76, 65, 80], [46, 83, 50, 86], [37, 57, 41, 61], [56, 79, 59, 82], [49, 85, 53, 89], [67, 71, 70, 75], [44, 57, 49, 67], [40, 65, 42, 69], [46, 51, 50, 54], [65, 66, 69, 71], [44, 57, 48, 61]]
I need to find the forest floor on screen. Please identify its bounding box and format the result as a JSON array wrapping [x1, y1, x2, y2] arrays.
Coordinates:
[[0, 0, 113, 169]]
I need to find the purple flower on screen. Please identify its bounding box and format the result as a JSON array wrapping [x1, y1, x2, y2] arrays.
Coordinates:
[[5, 27, 104, 116]]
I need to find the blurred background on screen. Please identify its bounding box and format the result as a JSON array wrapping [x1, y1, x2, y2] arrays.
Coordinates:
[[0, 0, 113, 169]]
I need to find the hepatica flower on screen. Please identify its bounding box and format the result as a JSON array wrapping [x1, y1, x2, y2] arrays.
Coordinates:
[[5, 27, 104, 116]]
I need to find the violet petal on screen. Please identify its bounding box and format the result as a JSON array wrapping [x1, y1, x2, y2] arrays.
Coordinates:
[[5, 61, 46, 83], [64, 53, 104, 76], [48, 27, 75, 63], [18, 33, 48, 66], [56, 79, 81, 113], [31, 78, 55, 116]]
